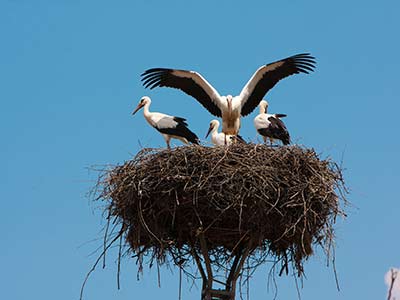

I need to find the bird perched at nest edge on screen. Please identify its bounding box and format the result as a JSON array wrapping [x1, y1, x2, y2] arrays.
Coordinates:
[[132, 96, 200, 149], [254, 100, 290, 145], [206, 119, 245, 146]]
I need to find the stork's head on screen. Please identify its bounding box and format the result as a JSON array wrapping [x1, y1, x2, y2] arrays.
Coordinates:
[[132, 96, 151, 115], [259, 100, 269, 113], [205, 119, 220, 138]]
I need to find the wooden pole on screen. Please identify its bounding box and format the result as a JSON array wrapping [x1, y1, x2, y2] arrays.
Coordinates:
[[194, 231, 252, 300]]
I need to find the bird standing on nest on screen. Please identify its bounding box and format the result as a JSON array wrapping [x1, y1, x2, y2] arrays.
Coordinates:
[[205, 119, 245, 146], [132, 96, 200, 149], [254, 100, 290, 145], [141, 53, 316, 136]]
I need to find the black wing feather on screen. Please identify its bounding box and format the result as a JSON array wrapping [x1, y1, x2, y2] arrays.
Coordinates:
[[172, 116, 188, 126], [274, 113, 287, 118], [156, 117, 199, 144], [258, 116, 290, 145], [141, 68, 222, 117], [268, 117, 290, 145], [234, 134, 247, 144], [241, 53, 316, 116]]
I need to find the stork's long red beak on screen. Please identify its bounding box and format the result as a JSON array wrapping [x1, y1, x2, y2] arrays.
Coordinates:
[[205, 124, 213, 138], [132, 103, 144, 115]]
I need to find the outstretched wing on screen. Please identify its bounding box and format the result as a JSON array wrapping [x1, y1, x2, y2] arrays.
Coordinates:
[[141, 68, 223, 117], [239, 53, 316, 116]]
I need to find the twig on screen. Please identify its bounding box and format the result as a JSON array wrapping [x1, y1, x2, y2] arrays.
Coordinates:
[[103, 209, 111, 268], [80, 229, 124, 300], [117, 233, 123, 289], [388, 268, 398, 300], [332, 246, 340, 291], [294, 273, 302, 300]]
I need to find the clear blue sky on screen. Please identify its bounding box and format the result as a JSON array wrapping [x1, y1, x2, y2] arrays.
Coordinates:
[[1, 1, 399, 299]]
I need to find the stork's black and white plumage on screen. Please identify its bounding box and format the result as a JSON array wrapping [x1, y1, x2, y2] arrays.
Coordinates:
[[141, 53, 315, 135], [205, 119, 245, 146], [132, 96, 199, 149], [254, 100, 290, 145]]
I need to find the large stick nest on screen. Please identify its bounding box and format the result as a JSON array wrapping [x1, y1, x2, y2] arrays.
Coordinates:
[[98, 144, 346, 276]]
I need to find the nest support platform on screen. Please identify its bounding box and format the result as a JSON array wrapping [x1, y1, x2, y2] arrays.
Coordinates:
[[97, 143, 346, 299]]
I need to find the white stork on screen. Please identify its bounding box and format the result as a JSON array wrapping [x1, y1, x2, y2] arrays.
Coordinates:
[[254, 100, 290, 145], [132, 96, 199, 149], [141, 53, 315, 135], [205, 119, 245, 146]]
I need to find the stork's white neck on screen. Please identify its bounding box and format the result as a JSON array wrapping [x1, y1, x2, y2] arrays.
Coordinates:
[[211, 126, 219, 137], [259, 105, 268, 114], [142, 102, 152, 120]]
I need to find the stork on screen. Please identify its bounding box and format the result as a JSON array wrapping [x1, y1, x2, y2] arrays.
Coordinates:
[[205, 119, 245, 146], [141, 53, 315, 135], [254, 100, 290, 145], [132, 96, 199, 149]]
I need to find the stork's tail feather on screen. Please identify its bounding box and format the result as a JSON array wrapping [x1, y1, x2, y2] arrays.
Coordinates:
[[185, 129, 200, 145], [235, 134, 247, 144], [275, 113, 287, 118], [192, 137, 200, 145], [282, 136, 290, 145]]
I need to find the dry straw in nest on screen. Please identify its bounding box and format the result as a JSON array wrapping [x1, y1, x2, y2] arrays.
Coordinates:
[[96, 143, 346, 280]]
